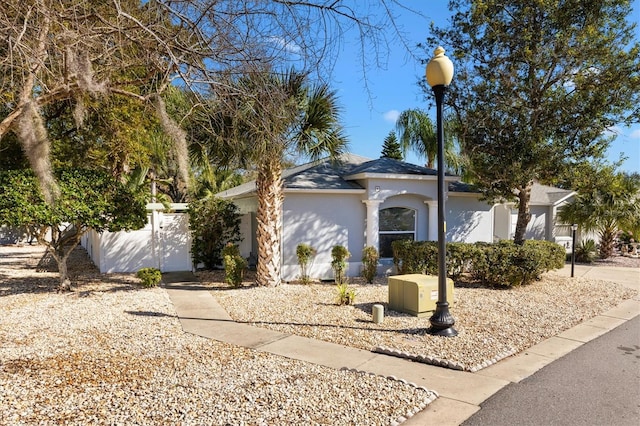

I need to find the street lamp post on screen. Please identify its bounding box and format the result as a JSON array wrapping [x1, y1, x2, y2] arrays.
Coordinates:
[[426, 47, 457, 337], [571, 223, 578, 278]]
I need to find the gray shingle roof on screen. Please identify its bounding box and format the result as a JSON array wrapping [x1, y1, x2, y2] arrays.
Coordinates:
[[216, 153, 370, 198], [529, 183, 575, 205], [345, 157, 439, 176], [448, 181, 481, 193], [217, 153, 504, 198], [216, 154, 574, 203], [284, 153, 370, 190], [445, 182, 575, 201]]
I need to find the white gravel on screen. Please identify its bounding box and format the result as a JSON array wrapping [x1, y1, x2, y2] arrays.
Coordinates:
[[200, 264, 638, 372], [0, 245, 436, 425]]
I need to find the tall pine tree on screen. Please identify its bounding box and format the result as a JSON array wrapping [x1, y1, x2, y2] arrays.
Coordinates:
[[380, 131, 403, 160]]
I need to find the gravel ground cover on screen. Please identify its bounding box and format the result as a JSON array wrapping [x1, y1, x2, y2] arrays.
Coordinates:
[[201, 257, 638, 372], [0, 245, 436, 426]]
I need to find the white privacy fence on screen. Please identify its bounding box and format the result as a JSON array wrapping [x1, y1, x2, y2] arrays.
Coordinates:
[[81, 203, 192, 273]]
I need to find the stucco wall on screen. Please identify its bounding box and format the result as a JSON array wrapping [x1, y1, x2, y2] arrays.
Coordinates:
[[526, 206, 549, 240], [493, 204, 511, 241], [446, 195, 494, 243], [238, 213, 257, 265], [82, 229, 103, 270], [233, 197, 258, 215], [282, 192, 365, 281], [360, 177, 440, 202]]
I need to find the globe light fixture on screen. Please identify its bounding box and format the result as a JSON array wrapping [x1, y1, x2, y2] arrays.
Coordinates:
[[426, 46, 454, 87]]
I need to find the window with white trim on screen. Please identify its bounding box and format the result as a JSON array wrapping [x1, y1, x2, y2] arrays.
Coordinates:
[[379, 207, 416, 258]]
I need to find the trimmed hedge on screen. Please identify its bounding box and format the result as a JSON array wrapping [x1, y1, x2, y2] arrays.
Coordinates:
[[392, 239, 565, 287], [392, 240, 437, 276]]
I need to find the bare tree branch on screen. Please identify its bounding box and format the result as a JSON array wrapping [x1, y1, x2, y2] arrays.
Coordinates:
[[1, 0, 419, 202]]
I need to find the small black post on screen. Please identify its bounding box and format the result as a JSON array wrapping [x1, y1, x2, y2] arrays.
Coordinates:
[[571, 224, 577, 278]]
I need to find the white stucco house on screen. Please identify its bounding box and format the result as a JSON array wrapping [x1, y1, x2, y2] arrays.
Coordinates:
[[217, 154, 576, 282]]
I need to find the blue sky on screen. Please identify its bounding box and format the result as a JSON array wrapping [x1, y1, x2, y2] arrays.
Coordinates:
[[328, 1, 640, 174]]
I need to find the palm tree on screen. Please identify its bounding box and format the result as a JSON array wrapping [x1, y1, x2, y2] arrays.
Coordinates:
[[188, 140, 244, 199], [558, 171, 640, 259], [209, 69, 347, 286], [395, 108, 461, 172]]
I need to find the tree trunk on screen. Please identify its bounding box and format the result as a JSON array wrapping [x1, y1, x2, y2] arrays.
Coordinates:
[[426, 156, 435, 169], [599, 227, 616, 259], [55, 254, 72, 292], [255, 160, 283, 287], [49, 248, 73, 292], [38, 226, 82, 292], [513, 182, 533, 245]]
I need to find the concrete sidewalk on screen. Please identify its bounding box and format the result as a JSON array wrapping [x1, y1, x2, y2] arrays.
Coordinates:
[[463, 315, 640, 426], [554, 263, 639, 291], [162, 266, 639, 425]]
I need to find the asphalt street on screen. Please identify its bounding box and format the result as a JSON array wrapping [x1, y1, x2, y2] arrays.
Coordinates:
[[463, 315, 640, 426]]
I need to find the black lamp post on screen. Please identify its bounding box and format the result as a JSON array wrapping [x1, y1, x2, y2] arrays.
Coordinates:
[[571, 223, 578, 278], [426, 47, 457, 337]]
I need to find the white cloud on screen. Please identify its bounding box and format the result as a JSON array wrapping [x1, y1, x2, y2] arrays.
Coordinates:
[[605, 125, 621, 135], [605, 126, 640, 141], [266, 36, 301, 54], [383, 109, 400, 123]]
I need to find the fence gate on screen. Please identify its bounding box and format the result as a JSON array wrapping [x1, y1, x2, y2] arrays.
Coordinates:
[[159, 213, 192, 272]]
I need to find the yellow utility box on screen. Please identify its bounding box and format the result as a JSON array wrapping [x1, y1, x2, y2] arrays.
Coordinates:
[[388, 274, 455, 317]]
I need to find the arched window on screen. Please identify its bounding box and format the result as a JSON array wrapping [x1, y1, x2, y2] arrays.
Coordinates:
[[379, 207, 416, 258]]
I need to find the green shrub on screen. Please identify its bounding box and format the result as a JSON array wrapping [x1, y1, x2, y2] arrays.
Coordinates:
[[361, 246, 379, 283], [510, 243, 543, 286], [471, 241, 513, 284], [447, 242, 480, 280], [335, 283, 356, 305], [392, 240, 478, 280], [188, 197, 242, 270], [392, 240, 437, 275], [575, 239, 597, 263], [392, 239, 565, 287], [222, 243, 247, 287], [136, 267, 162, 287], [468, 242, 490, 281], [331, 245, 350, 284], [296, 243, 317, 284], [618, 231, 635, 245], [525, 240, 565, 271], [472, 240, 566, 286]]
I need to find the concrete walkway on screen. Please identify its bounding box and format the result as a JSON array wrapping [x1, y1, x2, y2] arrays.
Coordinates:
[[162, 265, 639, 425]]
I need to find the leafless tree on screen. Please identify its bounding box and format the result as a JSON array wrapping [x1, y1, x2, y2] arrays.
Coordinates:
[[0, 0, 419, 202]]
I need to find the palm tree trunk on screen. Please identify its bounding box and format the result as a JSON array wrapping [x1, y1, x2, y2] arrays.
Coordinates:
[[598, 226, 616, 259], [513, 182, 533, 245], [426, 154, 435, 170], [255, 160, 284, 286]]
